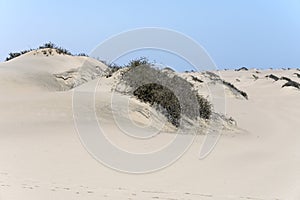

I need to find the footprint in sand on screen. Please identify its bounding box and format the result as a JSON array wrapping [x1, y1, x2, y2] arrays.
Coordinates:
[[0, 184, 10, 187]]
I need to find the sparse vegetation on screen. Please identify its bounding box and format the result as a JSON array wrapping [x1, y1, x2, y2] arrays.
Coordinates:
[[280, 76, 292, 82], [252, 74, 259, 80], [5, 49, 33, 61], [5, 42, 84, 61], [222, 80, 248, 99], [282, 80, 300, 89], [104, 63, 122, 78], [125, 57, 151, 69], [39, 42, 72, 55], [266, 74, 279, 81], [133, 83, 181, 126], [204, 71, 248, 100], [235, 67, 248, 71], [76, 53, 89, 57], [205, 71, 221, 81], [120, 63, 212, 127], [196, 94, 212, 119], [191, 75, 203, 83], [294, 73, 300, 78]]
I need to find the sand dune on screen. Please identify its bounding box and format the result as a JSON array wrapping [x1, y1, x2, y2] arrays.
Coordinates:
[[0, 52, 300, 199]]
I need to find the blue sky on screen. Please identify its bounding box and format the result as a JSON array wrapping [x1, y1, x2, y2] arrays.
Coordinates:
[[1, 0, 300, 69]]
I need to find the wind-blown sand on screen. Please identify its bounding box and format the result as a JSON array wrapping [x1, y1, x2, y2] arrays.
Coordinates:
[[0, 51, 300, 199]]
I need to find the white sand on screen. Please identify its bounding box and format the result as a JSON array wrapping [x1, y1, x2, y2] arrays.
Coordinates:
[[0, 52, 300, 199]]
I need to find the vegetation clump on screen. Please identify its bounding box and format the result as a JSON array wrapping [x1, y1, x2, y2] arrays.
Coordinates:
[[222, 80, 248, 99], [120, 59, 212, 127], [5, 42, 85, 61], [282, 80, 300, 89], [280, 76, 292, 82], [191, 75, 203, 83], [125, 57, 150, 69], [133, 83, 181, 126], [203, 71, 248, 100], [294, 73, 300, 78], [195, 94, 212, 119], [266, 74, 279, 81], [235, 67, 248, 71], [104, 63, 122, 78], [252, 74, 259, 80]]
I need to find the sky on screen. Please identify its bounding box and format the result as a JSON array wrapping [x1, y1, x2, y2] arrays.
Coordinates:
[[0, 0, 300, 69]]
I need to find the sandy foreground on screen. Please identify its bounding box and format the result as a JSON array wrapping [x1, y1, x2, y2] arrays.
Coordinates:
[[0, 51, 300, 200]]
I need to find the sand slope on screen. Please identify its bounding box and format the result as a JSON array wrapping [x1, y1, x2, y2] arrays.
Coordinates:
[[0, 53, 300, 200]]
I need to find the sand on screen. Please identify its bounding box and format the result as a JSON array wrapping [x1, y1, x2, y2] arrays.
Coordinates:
[[0, 51, 300, 199]]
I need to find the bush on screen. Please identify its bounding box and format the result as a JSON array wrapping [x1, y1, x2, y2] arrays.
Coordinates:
[[133, 83, 181, 126], [39, 42, 56, 49], [101, 57, 151, 78], [5, 49, 33, 61], [77, 53, 89, 57], [294, 73, 300, 78], [196, 94, 211, 119], [105, 63, 122, 78], [222, 80, 248, 99], [125, 57, 151, 69], [235, 67, 248, 71], [282, 80, 300, 89], [191, 75, 203, 83], [266, 74, 279, 81], [6, 52, 21, 61], [54, 47, 72, 55], [280, 76, 292, 82], [252, 74, 259, 80], [120, 64, 212, 127]]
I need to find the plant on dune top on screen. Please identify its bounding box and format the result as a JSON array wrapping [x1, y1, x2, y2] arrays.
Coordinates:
[[266, 74, 279, 81], [103, 57, 152, 78], [5, 50, 33, 61], [280, 76, 292, 82], [125, 57, 151, 69], [5, 42, 86, 61], [235, 67, 248, 71]]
